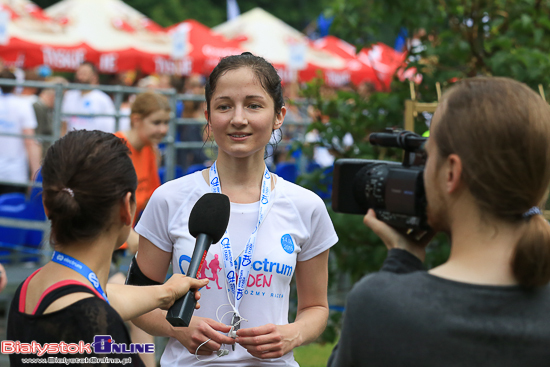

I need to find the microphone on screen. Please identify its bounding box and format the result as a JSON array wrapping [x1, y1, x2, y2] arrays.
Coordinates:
[[166, 193, 230, 327]]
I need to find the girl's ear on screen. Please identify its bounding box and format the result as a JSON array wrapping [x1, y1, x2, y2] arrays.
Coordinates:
[[130, 113, 141, 129], [273, 106, 286, 130], [204, 109, 210, 123], [42, 197, 50, 218], [120, 192, 135, 226]]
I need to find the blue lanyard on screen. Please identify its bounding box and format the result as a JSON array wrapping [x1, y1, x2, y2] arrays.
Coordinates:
[[51, 251, 109, 304], [209, 161, 271, 314]]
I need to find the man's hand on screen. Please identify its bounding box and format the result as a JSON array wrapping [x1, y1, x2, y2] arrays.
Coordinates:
[[363, 209, 433, 262]]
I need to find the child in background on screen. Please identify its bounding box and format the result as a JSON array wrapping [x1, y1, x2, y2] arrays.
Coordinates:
[[113, 91, 170, 251], [112, 91, 170, 367]]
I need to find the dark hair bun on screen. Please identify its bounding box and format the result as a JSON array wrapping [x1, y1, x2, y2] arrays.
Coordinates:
[[42, 130, 137, 245]]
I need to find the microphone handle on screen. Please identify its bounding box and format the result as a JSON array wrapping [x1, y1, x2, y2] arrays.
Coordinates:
[[166, 233, 213, 327]]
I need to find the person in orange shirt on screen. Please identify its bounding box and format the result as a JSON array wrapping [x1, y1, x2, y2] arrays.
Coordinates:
[[112, 91, 170, 367], [114, 91, 170, 249]]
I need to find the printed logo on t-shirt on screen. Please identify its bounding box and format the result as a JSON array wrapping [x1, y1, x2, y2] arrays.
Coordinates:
[[281, 234, 294, 254], [178, 254, 192, 275], [178, 253, 223, 290]]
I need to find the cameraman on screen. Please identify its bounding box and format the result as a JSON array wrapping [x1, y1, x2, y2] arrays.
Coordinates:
[[328, 77, 550, 367]]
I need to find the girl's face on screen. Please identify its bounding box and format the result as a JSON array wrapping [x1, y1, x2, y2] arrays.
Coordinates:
[[135, 109, 170, 146], [206, 67, 285, 160]]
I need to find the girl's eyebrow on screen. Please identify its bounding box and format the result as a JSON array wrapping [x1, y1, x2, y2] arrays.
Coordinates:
[[214, 95, 266, 100]]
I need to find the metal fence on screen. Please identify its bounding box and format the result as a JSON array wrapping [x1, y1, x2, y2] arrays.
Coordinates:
[[0, 78, 311, 264]]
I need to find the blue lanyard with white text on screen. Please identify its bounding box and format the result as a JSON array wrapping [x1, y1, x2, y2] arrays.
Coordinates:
[[51, 251, 109, 304], [209, 161, 271, 314]]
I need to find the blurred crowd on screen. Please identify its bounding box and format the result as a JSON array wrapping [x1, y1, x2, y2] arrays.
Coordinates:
[[0, 59, 379, 197]]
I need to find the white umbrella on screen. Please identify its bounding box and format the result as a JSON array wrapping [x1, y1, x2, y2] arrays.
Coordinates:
[[213, 7, 352, 85]]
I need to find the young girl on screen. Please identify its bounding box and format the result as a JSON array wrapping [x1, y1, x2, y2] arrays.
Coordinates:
[[7, 130, 207, 366], [114, 91, 170, 252], [112, 94, 170, 367], [132, 53, 338, 366]]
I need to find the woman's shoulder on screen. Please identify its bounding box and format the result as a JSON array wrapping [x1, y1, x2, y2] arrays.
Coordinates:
[[276, 176, 324, 201], [152, 171, 208, 203], [275, 176, 327, 211]]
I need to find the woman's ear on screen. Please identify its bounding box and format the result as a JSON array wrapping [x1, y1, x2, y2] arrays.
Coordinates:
[[42, 197, 50, 218], [120, 192, 135, 226], [273, 106, 286, 131], [446, 153, 464, 194]]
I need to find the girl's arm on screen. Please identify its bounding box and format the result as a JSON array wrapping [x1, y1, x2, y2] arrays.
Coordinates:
[[107, 274, 208, 321], [236, 249, 330, 359]]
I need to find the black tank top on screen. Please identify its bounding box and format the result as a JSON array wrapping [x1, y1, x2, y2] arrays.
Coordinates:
[[7, 269, 145, 367]]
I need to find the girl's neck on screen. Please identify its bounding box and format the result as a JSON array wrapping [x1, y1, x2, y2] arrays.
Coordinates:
[[124, 129, 146, 151], [51, 234, 119, 291], [429, 205, 523, 286], [206, 153, 269, 204]]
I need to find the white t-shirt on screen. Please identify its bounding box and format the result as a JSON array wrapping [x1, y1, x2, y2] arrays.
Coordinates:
[[62, 89, 116, 133], [135, 171, 338, 367], [0, 94, 38, 184]]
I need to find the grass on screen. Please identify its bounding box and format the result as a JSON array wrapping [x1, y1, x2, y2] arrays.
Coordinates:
[[293, 342, 337, 367]]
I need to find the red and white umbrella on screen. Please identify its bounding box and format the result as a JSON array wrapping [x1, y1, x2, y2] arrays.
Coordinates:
[[358, 42, 422, 90], [147, 19, 244, 76], [43, 0, 170, 73], [312, 35, 378, 88], [0, 0, 241, 75], [0, 0, 100, 70], [213, 8, 359, 87]]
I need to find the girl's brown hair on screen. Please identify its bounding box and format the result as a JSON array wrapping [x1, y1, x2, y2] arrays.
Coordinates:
[[434, 77, 550, 287], [130, 91, 171, 126]]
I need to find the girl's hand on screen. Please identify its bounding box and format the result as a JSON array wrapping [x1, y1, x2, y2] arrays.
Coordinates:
[[159, 275, 208, 310], [236, 323, 299, 359], [171, 316, 234, 355], [363, 209, 433, 262]]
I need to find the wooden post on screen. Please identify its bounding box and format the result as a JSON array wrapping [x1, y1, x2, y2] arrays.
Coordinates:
[[404, 99, 415, 132]]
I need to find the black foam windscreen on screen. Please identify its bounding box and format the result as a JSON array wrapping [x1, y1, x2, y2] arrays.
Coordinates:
[[188, 193, 230, 243]]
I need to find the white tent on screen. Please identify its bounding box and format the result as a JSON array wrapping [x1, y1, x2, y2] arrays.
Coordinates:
[[213, 8, 354, 85]]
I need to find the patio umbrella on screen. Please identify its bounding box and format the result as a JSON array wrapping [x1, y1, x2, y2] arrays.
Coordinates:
[[213, 8, 356, 86], [44, 0, 245, 76], [43, 0, 169, 73], [0, 0, 99, 71], [358, 42, 410, 91], [312, 35, 379, 88], [147, 19, 244, 76]]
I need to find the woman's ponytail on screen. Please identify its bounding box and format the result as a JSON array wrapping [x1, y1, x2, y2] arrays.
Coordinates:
[[512, 214, 550, 288]]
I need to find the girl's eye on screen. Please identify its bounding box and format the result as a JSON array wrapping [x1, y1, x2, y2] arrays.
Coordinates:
[[217, 105, 230, 111], [249, 103, 261, 110]]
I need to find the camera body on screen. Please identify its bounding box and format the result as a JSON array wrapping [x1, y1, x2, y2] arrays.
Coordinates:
[[332, 129, 429, 231]]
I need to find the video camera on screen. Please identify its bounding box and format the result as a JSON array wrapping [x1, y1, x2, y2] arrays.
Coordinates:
[[332, 129, 429, 231]]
